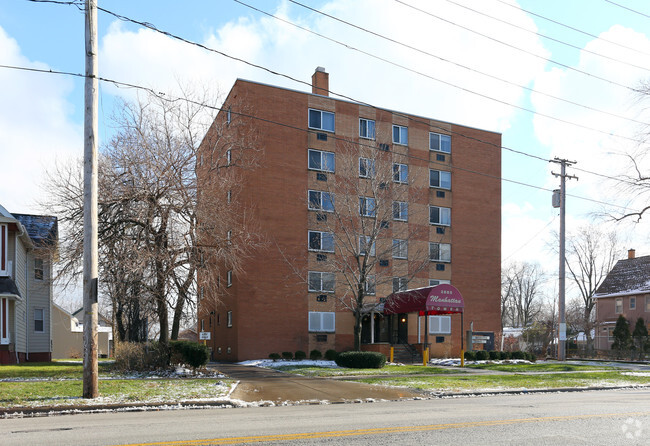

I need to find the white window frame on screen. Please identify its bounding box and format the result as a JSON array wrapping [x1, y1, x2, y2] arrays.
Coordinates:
[[393, 201, 408, 222], [430, 206, 451, 226], [393, 277, 408, 293], [309, 311, 335, 332], [226, 149, 232, 165], [430, 243, 451, 262], [308, 149, 335, 173], [393, 163, 408, 184], [430, 169, 451, 189], [359, 118, 375, 140], [34, 308, 44, 333], [429, 315, 451, 334], [308, 190, 334, 212], [308, 271, 336, 293], [359, 197, 376, 217], [392, 125, 408, 145], [429, 279, 451, 287], [392, 239, 408, 259], [308, 230, 335, 252], [227, 310, 233, 328], [0, 224, 7, 276], [308, 108, 335, 132], [359, 235, 376, 257], [0, 297, 9, 344], [630, 296, 636, 310], [34, 258, 44, 281], [364, 275, 376, 295], [615, 298, 623, 314], [430, 132, 451, 153], [227, 270, 233, 287], [359, 157, 376, 178]]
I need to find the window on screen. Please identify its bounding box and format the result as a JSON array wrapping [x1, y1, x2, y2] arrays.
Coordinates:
[[607, 326, 614, 343], [359, 118, 375, 139], [393, 277, 408, 292], [430, 170, 451, 189], [227, 190, 232, 203], [393, 201, 408, 221], [359, 235, 376, 257], [392, 125, 408, 145], [630, 297, 636, 310], [429, 279, 451, 287], [201, 319, 204, 331], [0, 224, 7, 276], [393, 163, 408, 183], [227, 230, 232, 244], [359, 197, 376, 217], [308, 271, 335, 293], [227, 270, 233, 287], [308, 149, 335, 173], [309, 311, 335, 332], [309, 230, 335, 252], [430, 132, 451, 153], [430, 243, 451, 262], [34, 258, 44, 281], [429, 315, 451, 334], [615, 298, 623, 314], [646, 296, 650, 312], [430, 206, 451, 226], [308, 190, 334, 212], [308, 109, 335, 132], [34, 308, 44, 333], [227, 106, 232, 124], [0, 297, 8, 344], [359, 157, 375, 178], [226, 149, 232, 165], [227, 310, 233, 328], [392, 239, 408, 259], [364, 275, 376, 295]]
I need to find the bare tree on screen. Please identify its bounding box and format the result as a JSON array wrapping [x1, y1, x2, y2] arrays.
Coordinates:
[[501, 261, 546, 328]]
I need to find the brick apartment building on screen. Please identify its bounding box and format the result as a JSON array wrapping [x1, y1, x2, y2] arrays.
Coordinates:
[[197, 68, 501, 361]]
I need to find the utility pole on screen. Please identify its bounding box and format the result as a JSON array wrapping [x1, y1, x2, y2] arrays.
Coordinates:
[[551, 157, 577, 361], [83, 0, 99, 399]]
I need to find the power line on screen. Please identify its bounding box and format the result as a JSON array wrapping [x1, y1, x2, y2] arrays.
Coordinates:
[[604, 0, 650, 20], [502, 215, 558, 263]]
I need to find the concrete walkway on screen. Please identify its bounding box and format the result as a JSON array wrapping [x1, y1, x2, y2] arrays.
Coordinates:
[[210, 363, 422, 404]]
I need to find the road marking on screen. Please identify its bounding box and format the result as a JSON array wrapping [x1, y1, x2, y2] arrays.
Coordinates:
[[120, 411, 650, 445]]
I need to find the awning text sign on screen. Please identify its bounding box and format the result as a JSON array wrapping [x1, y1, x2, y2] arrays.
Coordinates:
[[425, 284, 464, 314]]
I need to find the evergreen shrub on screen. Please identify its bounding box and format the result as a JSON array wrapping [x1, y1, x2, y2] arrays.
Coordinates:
[[324, 349, 338, 361], [309, 349, 322, 360], [335, 351, 386, 369], [294, 350, 307, 360]]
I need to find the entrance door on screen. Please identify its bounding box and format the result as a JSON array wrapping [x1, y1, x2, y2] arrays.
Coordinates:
[[390, 313, 408, 344]]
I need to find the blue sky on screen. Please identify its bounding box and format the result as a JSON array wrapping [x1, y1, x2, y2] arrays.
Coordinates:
[[2, 0, 650, 295]]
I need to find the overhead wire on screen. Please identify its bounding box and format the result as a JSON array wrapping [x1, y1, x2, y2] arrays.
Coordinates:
[[603, 0, 650, 21]]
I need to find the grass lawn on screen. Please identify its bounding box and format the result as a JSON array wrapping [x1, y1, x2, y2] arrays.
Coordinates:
[[466, 362, 615, 372], [0, 361, 114, 380], [275, 364, 466, 377]]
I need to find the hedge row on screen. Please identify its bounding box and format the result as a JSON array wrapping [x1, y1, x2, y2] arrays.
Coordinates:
[[463, 350, 536, 362], [268, 349, 339, 361]]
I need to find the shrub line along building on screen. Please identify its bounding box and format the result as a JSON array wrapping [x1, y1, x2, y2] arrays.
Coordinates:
[[197, 68, 501, 361]]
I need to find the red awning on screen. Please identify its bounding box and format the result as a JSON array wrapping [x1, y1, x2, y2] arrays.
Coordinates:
[[384, 284, 464, 315]]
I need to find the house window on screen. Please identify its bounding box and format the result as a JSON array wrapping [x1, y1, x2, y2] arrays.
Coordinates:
[[308, 271, 335, 293], [630, 297, 636, 310], [359, 197, 376, 217], [393, 201, 408, 221], [227, 190, 232, 203], [308, 109, 335, 132], [429, 315, 451, 334], [615, 298, 623, 314], [359, 118, 375, 139], [309, 230, 335, 252], [34, 258, 44, 281], [607, 327, 614, 343], [393, 163, 408, 184], [364, 275, 376, 295], [227, 310, 233, 328], [227, 231, 232, 244], [308, 149, 335, 173], [430, 170, 451, 189], [430, 243, 451, 262], [308, 190, 334, 212], [392, 125, 408, 145], [430, 206, 451, 226], [393, 277, 408, 292], [226, 149, 231, 165], [646, 296, 650, 312], [429, 279, 451, 287], [430, 132, 451, 153], [227, 106, 232, 124], [359, 235, 376, 257], [1, 298, 8, 344], [34, 308, 44, 333], [309, 311, 335, 332], [227, 270, 233, 287], [0, 224, 7, 276], [359, 157, 375, 178], [392, 239, 408, 259]]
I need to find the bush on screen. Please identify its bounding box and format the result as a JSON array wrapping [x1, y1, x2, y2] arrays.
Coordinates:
[[269, 353, 281, 361], [500, 351, 511, 360], [309, 349, 322, 360], [169, 340, 209, 369], [511, 350, 526, 360], [281, 351, 293, 360], [294, 350, 307, 360], [525, 352, 537, 362], [114, 342, 146, 372], [488, 350, 500, 361], [463, 350, 476, 361], [335, 351, 386, 369], [475, 350, 489, 360], [324, 349, 338, 361]]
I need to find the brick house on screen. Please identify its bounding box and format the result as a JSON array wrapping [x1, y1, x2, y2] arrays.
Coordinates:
[[0, 205, 58, 364], [197, 68, 501, 361], [594, 249, 650, 350]]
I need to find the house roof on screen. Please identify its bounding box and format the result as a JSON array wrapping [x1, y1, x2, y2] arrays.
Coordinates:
[[12, 214, 58, 248], [0, 277, 21, 299], [594, 255, 650, 298]]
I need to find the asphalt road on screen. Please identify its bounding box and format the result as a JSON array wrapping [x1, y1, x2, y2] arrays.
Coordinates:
[[2, 389, 649, 445]]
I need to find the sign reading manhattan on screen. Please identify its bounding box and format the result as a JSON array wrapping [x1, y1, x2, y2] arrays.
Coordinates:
[[199, 331, 211, 340], [425, 284, 464, 314]]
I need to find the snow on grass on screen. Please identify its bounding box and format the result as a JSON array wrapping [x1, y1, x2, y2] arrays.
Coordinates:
[[239, 359, 340, 369]]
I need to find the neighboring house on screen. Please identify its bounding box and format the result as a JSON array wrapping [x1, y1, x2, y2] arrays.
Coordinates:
[[594, 249, 650, 351], [197, 68, 502, 361], [0, 205, 57, 364], [52, 304, 112, 359]]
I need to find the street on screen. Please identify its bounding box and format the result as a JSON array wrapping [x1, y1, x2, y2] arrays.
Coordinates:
[[2, 388, 649, 445]]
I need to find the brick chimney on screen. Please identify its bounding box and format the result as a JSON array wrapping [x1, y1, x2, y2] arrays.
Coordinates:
[[312, 67, 329, 96], [628, 248, 636, 259]]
